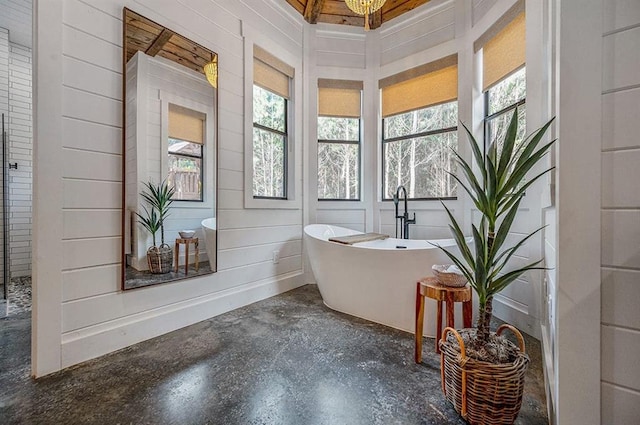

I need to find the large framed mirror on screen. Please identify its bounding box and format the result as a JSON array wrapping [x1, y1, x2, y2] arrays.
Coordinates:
[[122, 8, 218, 290]]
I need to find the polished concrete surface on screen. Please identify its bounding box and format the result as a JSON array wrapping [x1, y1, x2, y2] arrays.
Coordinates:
[[0, 285, 548, 424]]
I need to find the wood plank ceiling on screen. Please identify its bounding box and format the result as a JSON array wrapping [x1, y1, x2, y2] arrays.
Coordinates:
[[124, 8, 215, 76], [285, 0, 431, 29]]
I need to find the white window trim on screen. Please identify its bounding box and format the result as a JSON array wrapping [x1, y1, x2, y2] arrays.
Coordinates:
[[243, 25, 302, 209]]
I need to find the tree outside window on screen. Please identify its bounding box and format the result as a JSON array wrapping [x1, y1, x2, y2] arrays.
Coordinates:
[[382, 101, 458, 200], [485, 67, 526, 168], [253, 85, 287, 198]]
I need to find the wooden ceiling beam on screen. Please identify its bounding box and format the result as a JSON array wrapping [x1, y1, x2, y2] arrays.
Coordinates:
[[145, 28, 175, 57], [304, 0, 326, 24], [369, 9, 382, 30]]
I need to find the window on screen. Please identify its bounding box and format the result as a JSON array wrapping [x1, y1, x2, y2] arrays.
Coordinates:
[[317, 79, 362, 200], [252, 46, 294, 199], [380, 55, 458, 200], [484, 67, 526, 156], [253, 85, 287, 198], [167, 104, 204, 201], [479, 6, 526, 162]]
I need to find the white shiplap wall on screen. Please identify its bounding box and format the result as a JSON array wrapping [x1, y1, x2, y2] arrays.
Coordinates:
[[601, 1, 640, 423], [34, 0, 305, 376]]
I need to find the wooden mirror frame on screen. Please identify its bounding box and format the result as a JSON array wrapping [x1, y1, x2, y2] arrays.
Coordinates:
[[121, 8, 218, 290]]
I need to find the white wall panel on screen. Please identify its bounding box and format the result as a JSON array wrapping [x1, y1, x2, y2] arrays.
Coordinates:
[[62, 118, 122, 155], [62, 264, 121, 302], [601, 325, 640, 392], [63, 210, 121, 240], [602, 149, 640, 208], [63, 180, 121, 209], [602, 88, 640, 151], [601, 210, 640, 268], [603, 0, 640, 34], [602, 268, 640, 329], [218, 225, 301, 250], [62, 237, 120, 270], [602, 26, 640, 92], [601, 382, 640, 425], [62, 149, 121, 182]]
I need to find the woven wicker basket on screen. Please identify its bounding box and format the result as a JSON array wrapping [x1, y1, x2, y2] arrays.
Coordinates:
[[432, 264, 468, 287], [439, 325, 530, 425], [147, 244, 173, 274]]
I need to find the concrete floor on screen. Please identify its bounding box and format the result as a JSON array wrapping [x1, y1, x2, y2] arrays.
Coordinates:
[[0, 285, 548, 424]]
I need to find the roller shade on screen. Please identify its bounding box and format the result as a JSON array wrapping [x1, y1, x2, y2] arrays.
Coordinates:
[[168, 104, 205, 144], [380, 55, 458, 118], [318, 79, 363, 118], [254, 45, 294, 99], [477, 1, 526, 91]]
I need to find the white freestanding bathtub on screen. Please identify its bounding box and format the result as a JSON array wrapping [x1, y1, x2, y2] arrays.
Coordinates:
[[201, 218, 216, 270], [304, 224, 467, 337]]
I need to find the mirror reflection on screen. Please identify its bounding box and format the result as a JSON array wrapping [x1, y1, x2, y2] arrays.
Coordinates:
[[122, 8, 218, 290]]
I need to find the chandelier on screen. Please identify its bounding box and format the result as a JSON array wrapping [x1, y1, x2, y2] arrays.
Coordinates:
[[345, 0, 386, 31], [204, 56, 218, 89]]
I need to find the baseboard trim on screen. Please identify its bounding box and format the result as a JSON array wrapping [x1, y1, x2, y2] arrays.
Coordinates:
[[58, 272, 304, 371]]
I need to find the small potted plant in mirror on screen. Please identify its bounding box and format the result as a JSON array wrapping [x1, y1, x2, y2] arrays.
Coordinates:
[[136, 179, 175, 274], [435, 110, 555, 425]]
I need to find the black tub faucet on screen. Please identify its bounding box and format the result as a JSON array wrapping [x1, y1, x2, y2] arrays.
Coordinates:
[[394, 185, 416, 239]]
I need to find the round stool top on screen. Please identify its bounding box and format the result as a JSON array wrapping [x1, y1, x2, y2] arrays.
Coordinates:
[[419, 276, 471, 302]]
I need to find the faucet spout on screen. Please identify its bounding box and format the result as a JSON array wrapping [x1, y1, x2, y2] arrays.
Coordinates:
[[394, 185, 414, 239]]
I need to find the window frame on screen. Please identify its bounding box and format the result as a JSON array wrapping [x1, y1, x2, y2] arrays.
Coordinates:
[[381, 101, 459, 202], [159, 91, 215, 212], [167, 137, 204, 202], [317, 117, 362, 202], [242, 33, 301, 210], [483, 66, 527, 155], [252, 85, 289, 200]]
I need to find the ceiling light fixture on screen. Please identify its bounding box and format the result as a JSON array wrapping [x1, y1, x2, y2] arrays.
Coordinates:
[[204, 56, 218, 89], [345, 0, 386, 31]]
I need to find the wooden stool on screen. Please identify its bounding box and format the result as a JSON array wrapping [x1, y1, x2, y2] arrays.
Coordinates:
[[414, 277, 472, 363], [174, 237, 199, 275]]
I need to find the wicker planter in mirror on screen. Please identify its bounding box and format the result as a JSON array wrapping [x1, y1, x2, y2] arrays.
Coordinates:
[[147, 245, 173, 274]]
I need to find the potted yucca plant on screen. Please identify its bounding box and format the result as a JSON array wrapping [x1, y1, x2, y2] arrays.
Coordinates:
[[436, 110, 554, 425], [136, 179, 175, 274]]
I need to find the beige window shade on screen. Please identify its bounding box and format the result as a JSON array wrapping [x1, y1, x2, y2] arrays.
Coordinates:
[[253, 45, 294, 99], [381, 56, 458, 118], [168, 104, 205, 144], [481, 10, 526, 91], [318, 79, 363, 118]]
